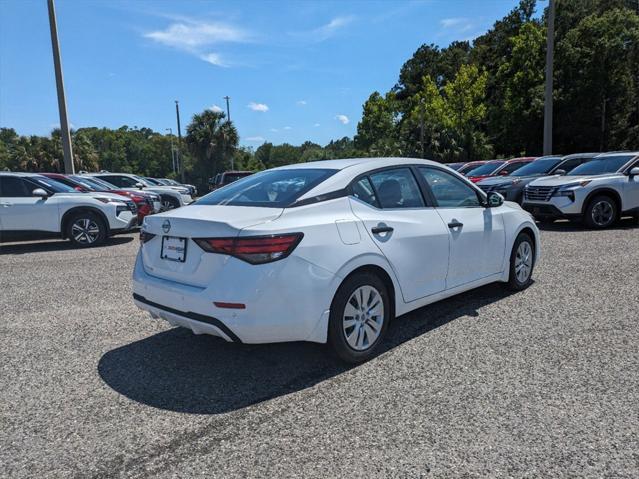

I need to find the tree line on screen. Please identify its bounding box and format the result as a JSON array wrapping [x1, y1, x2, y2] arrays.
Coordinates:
[[1, 0, 637, 193]]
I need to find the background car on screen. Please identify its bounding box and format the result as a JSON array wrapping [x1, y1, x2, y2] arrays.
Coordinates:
[[456, 161, 486, 175], [477, 154, 598, 204], [523, 152, 639, 228], [445, 162, 466, 171], [134, 158, 539, 363], [465, 159, 525, 183], [86, 173, 192, 210], [41, 173, 160, 224], [208, 171, 253, 191], [145, 177, 197, 197], [0, 172, 137, 246]]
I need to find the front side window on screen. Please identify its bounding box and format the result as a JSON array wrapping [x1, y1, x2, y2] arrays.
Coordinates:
[[0, 176, 29, 197], [419, 167, 482, 208], [196, 168, 337, 207], [368, 168, 425, 209]]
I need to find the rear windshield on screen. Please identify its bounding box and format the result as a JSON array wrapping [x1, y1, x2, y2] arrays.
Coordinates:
[[28, 175, 77, 193], [196, 168, 337, 207], [466, 161, 505, 176], [567, 156, 634, 176], [509, 158, 561, 176]]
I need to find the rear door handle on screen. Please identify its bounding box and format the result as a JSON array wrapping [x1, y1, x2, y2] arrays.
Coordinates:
[[448, 220, 463, 229], [371, 226, 394, 234]]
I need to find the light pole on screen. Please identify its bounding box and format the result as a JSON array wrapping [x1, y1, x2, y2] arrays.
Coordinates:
[[175, 100, 185, 183], [223, 95, 231, 122], [543, 0, 555, 155], [47, 0, 74, 173], [165, 128, 176, 174]]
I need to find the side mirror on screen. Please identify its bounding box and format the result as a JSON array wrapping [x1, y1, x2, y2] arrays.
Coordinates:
[[32, 188, 49, 198], [487, 191, 504, 208], [135, 182, 144, 189], [629, 167, 639, 178], [555, 169, 567, 176]]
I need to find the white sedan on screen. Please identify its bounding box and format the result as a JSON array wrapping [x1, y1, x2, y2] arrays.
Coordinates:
[[133, 158, 540, 362]]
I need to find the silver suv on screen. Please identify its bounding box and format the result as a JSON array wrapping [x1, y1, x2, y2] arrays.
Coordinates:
[[522, 152, 639, 228]]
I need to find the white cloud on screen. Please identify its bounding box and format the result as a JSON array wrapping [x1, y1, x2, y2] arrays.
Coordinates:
[[248, 102, 269, 112], [292, 15, 354, 42], [269, 128, 279, 132], [200, 52, 227, 67], [296, 100, 307, 106], [314, 123, 321, 127], [209, 104, 224, 113], [245, 136, 265, 142], [283, 126, 292, 130], [144, 18, 249, 67], [440, 17, 473, 32], [335, 114, 349, 125]]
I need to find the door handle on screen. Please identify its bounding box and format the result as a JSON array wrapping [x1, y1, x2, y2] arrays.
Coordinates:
[[0, 202, 12, 207], [448, 220, 463, 229], [371, 225, 394, 234]]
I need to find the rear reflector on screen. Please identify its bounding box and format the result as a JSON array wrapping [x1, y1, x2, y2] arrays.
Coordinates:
[[214, 302, 246, 309], [194, 233, 303, 264]]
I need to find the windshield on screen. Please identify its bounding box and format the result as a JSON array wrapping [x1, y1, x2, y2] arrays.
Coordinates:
[[29, 175, 77, 193], [567, 155, 634, 176], [73, 176, 115, 190], [457, 163, 481, 174], [509, 158, 561, 176], [466, 161, 505, 176], [196, 168, 337, 207]]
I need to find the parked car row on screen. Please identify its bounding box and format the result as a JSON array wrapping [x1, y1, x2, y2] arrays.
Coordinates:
[[0, 171, 196, 246], [449, 151, 639, 228]]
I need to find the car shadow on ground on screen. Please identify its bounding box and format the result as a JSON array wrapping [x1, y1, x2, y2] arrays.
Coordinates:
[[0, 235, 134, 254], [98, 282, 515, 415], [537, 217, 638, 232]]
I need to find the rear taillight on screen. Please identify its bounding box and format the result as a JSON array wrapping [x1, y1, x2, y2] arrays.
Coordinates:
[[194, 233, 303, 264], [140, 231, 156, 243]]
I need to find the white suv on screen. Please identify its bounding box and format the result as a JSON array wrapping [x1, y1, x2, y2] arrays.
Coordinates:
[[0, 172, 137, 246], [87, 173, 192, 210], [523, 152, 639, 228]]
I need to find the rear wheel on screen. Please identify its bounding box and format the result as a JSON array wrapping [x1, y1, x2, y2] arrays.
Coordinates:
[[67, 212, 106, 247], [160, 195, 180, 211], [328, 272, 390, 363], [584, 195, 617, 229], [507, 232, 535, 291]]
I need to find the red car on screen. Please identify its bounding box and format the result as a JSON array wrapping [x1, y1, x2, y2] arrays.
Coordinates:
[[456, 160, 487, 175], [465, 157, 536, 183], [41, 173, 160, 223]]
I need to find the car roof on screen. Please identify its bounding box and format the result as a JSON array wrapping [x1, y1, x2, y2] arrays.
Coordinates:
[[560, 152, 600, 159], [0, 172, 49, 177], [594, 151, 639, 159]]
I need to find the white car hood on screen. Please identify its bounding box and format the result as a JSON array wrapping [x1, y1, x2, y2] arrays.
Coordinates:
[[56, 192, 128, 202], [529, 175, 597, 187]]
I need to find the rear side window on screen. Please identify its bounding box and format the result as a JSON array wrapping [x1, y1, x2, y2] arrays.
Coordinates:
[[368, 168, 425, 209], [196, 168, 337, 207], [351, 177, 379, 207], [0, 176, 29, 197]]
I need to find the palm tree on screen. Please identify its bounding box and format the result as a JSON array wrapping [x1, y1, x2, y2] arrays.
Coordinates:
[[185, 110, 239, 174]]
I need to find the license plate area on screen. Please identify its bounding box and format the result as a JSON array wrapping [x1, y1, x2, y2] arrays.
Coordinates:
[[161, 236, 187, 262]]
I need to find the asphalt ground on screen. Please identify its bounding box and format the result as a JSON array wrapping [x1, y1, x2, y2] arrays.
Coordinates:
[[1, 219, 638, 478]]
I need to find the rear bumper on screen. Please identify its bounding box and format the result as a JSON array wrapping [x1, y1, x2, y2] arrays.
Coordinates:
[[132, 251, 336, 344]]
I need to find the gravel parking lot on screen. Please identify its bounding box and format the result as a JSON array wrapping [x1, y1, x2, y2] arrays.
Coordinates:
[[1, 221, 638, 478]]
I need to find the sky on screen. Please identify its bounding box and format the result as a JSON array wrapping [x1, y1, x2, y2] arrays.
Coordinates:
[[0, 0, 522, 147]]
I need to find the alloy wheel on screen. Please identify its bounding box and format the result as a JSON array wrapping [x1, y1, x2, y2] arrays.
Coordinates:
[[514, 240, 533, 284], [343, 285, 384, 351], [591, 200, 614, 227], [161, 200, 175, 211], [71, 218, 100, 244]]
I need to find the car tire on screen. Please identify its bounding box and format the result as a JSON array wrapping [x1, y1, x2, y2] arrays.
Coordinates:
[[584, 195, 617, 229], [160, 195, 180, 211], [328, 271, 391, 363], [66, 211, 107, 247], [507, 232, 535, 291]]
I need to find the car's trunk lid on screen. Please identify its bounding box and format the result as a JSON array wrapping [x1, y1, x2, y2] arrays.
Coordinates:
[[140, 205, 283, 287]]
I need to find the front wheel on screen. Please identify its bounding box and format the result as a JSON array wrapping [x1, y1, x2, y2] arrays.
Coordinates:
[[328, 272, 390, 363], [507, 232, 535, 291], [67, 212, 106, 247], [584, 195, 617, 229]]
